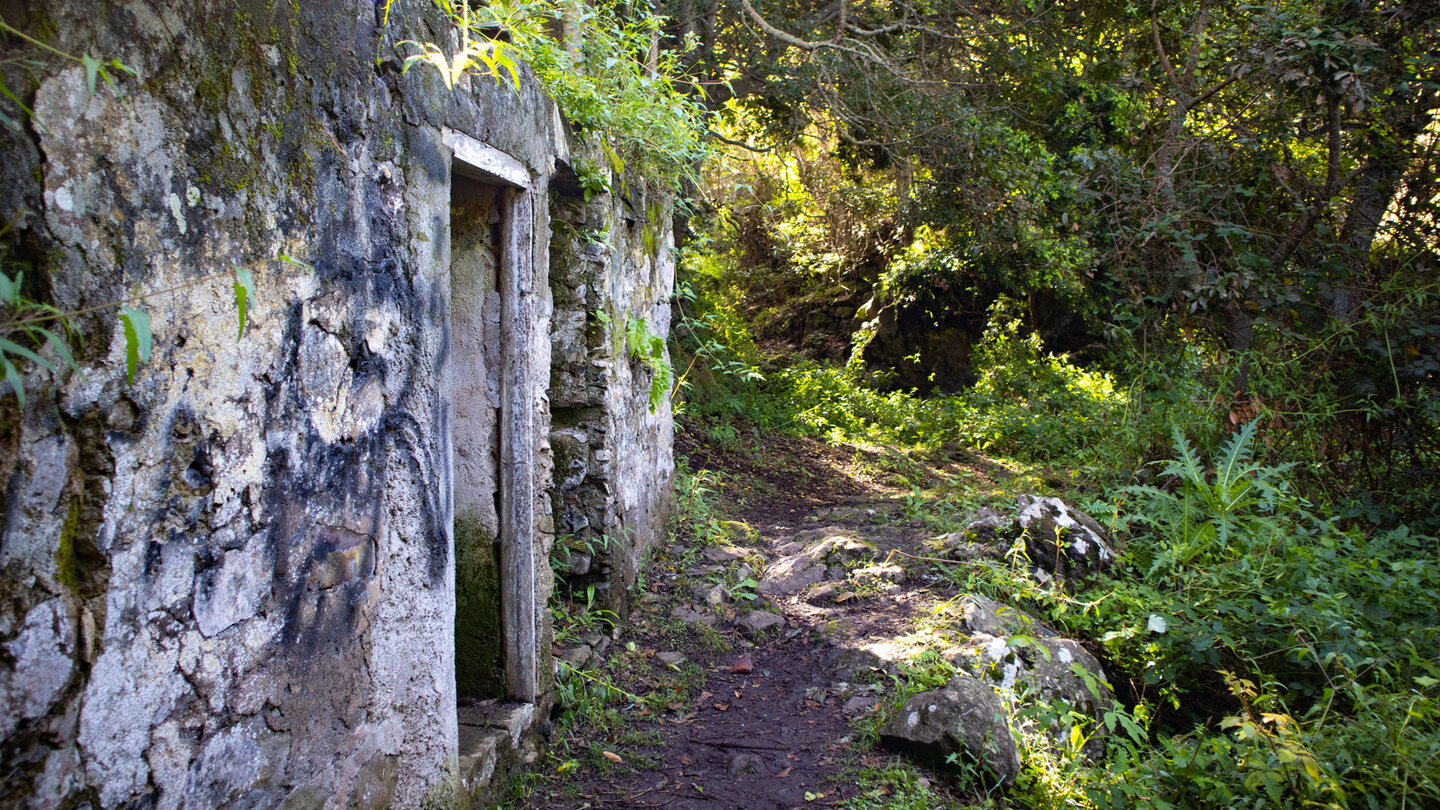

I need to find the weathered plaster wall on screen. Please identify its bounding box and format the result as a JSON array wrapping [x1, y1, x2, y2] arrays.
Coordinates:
[[548, 184, 676, 615], [0, 1, 672, 807]]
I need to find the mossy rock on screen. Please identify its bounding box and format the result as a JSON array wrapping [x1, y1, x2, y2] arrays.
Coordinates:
[[718, 520, 761, 546]]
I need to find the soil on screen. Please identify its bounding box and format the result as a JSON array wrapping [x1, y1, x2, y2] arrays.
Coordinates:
[[522, 429, 1014, 809]]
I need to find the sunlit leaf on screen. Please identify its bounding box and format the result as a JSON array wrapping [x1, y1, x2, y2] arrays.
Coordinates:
[[119, 305, 151, 384], [233, 267, 254, 339]]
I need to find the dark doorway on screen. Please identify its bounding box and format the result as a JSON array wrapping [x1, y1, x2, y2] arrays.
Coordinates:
[[451, 175, 507, 701]]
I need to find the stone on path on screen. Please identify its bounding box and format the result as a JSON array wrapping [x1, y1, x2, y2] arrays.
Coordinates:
[[879, 673, 1021, 785], [759, 528, 877, 596], [734, 610, 785, 636], [671, 605, 716, 626]]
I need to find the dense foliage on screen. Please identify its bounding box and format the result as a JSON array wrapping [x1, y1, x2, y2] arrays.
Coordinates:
[[665, 4, 1440, 805], [669, 0, 1440, 520]]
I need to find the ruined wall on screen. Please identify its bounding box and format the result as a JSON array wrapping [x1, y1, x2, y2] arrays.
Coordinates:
[[0, 1, 672, 807], [548, 181, 676, 615]]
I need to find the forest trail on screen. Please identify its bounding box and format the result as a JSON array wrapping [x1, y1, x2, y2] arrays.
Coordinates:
[[525, 432, 1028, 808]]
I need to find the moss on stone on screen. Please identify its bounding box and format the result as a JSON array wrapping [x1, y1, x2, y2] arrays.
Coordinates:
[[54, 495, 81, 590], [454, 514, 504, 698]]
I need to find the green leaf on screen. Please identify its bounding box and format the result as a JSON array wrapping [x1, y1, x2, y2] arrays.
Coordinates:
[[0, 270, 19, 304], [119, 306, 151, 384], [81, 54, 101, 95], [277, 253, 314, 274], [233, 267, 254, 339], [1, 353, 24, 408], [33, 327, 77, 372], [0, 337, 57, 372]]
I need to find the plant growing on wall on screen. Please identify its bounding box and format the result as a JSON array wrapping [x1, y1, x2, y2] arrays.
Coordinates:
[[625, 315, 673, 412], [387, 0, 710, 191], [0, 250, 304, 405]]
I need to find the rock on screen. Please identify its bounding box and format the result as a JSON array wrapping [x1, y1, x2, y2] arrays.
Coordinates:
[[967, 633, 1114, 761], [879, 674, 1021, 785], [956, 595, 1055, 639], [195, 531, 274, 637], [843, 696, 878, 716], [0, 598, 78, 738], [671, 606, 716, 626], [552, 543, 594, 577], [802, 582, 845, 604], [734, 611, 785, 636], [759, 529, 877, 596], [970, 635, 1112, 717], [728, 752, 765, 775], [730, 656, 753, 674], [934, 507, 1016, 560], [718, 520, 762, 545], [702, 545, 753, 563], [758, 556, 829, 596], [557, 645, 594, 669], [822, 647, 889, 682], [1016, 495, 1115, 576], [851, 564, 906, 586], [941, 542, 996, 561], [655, 651, 686, 667], [693, 583, 729, 605]]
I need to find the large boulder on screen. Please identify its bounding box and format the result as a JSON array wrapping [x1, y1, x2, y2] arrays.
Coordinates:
[[759, 528, 877, 596], [956, 595, 1056, 640], [879, 674, 1021, 785], [1016, 495, 1115, 577], [959, 630, 1115, 761]]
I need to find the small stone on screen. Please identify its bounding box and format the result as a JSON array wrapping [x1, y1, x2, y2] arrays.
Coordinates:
[[703, 545, 752, 563], [734, 611, 784, 636], [693, 583, 728, 605], [730, 655, 753, 674], [558, 645, 594, 669], [843, 696, 878, 716], [803, 582, 843, 604], [728, 752, 765, 775], [671, 606, 716, 626], [850, 564, 906, 585], [655, 651, 686, 667]]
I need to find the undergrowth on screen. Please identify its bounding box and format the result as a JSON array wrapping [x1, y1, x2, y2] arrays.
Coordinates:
[[674, 239, 1440, 808]]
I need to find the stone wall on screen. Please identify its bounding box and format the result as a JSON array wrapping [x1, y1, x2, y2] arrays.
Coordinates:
[[548, 183, 676, 615], [0, 2, 673, 807]]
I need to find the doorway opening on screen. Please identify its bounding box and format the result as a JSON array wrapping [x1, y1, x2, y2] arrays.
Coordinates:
[[451, 173, 507, 701], [445, 130, 539, 741]]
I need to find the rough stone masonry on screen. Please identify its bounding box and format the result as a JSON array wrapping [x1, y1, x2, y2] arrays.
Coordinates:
[[0, 2, 674, 807]]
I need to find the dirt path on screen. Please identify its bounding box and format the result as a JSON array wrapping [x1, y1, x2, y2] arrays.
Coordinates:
[[521, 432, 1005, 809]]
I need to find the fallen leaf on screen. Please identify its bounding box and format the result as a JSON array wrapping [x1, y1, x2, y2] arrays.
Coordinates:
[[835, 592, 858, 603], [734, 690, 743, 699], [667, 701, 684, 711], [680, 755, 693, 766], [700, 691, 714, 700], [602, 751, 623, 764], [714, 703, 729, 711], [776, 766, 792, 778]]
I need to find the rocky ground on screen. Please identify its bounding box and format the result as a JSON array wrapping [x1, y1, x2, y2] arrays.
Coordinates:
[[516, 431, 1119, 809]]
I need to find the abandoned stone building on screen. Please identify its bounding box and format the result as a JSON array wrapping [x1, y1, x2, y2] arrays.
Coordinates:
[[0, 2, 674, 807]]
